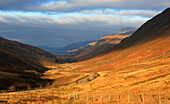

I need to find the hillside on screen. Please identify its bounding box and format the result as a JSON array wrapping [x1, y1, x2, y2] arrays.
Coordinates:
[[67, 27, 136, 55], [63, 8, 170, 103], [72, 35, 130, 61], [0, 37, 66, 90], [58, 8, 170, 104], [73, 8, 170, 75]]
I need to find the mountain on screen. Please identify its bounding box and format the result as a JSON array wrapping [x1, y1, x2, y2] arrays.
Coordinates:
[[76, 8, 170, 70], [113, 8, 170, 50], [0, 37, 66, 90], [71, 35, 130, 61], [38, 27, 136, 56], [69, 8, 170, 100], [117, 27, 136, 35], [120, 27, 136, 31], [61, 40, 97, 51], [38, 46, 71, 56], [38, 40, 97, 56], [67, 27, 136, 56]]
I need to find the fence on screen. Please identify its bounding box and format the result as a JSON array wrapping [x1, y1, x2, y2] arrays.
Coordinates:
[[0, 91, 169, 104], [0, 51, 169, 103]]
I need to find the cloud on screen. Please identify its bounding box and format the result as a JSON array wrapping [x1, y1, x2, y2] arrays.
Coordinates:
[[0, 0, 168, 47], [0, 14, 147, 47], [0, 0, 169, 12], [0, 0, 48, 10], [81, 10, 161, 18], [29, 0, 170, 12]]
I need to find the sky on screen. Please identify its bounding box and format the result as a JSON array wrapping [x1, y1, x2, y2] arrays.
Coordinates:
[[0, 0, 169, 48]]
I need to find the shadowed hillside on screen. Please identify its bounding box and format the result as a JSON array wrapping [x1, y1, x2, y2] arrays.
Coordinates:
[[0, 37, 66, 90]]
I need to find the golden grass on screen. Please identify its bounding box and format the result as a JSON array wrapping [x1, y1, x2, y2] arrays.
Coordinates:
[[1, 36, 169, 104]]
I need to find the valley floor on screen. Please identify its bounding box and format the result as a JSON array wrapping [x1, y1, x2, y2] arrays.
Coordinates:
[[0, 56, 169, 104]]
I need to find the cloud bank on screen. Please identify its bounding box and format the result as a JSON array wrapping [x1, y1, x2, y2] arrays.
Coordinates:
[[0, 0, 169, 47]]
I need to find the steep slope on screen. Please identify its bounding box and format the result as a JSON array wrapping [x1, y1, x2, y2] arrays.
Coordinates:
[[0, 37, 65, 90], [74, 8, 170, 71], [113, 8, 170, 50], [68, 8, 170, 101]]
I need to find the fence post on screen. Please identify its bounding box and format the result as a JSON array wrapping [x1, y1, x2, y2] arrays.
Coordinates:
[[142, 94, 145, 104], [118, 93, 120, 102], [163, 52, 165, 64], [76, 93, 78, 99], [30, 93, 32, 104], [109, 94, 111, 101], [159, 94, 161, 104], [140, 94, 145, 104], [101, 94, 103, 101], [52, 96, 54, 104], [128, 92, 130, 103], [86, 94, 88, 101], [69, 93, 71, 99], [73, 91, 75, 98], [93, 94, 95, 101], [79, 95, 81, 100]]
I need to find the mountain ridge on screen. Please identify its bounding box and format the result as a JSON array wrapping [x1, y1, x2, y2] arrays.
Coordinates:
[[112, 8, 170, 50]]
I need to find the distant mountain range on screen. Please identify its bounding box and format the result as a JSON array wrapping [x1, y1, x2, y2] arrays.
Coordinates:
[[118, 27, 136, 35], [38, 40, 97, 56], [39, 27, 136, 56], [71, 35, 130, 61]]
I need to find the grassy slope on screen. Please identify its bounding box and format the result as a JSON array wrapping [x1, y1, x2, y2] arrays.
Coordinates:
[[65, 8, 170, 103]]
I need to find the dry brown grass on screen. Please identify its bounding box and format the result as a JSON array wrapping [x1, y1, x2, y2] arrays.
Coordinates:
[[1, 35, 169, 104]]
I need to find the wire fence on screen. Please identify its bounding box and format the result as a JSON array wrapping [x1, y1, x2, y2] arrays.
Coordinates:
[[0, 91, 169, 104]]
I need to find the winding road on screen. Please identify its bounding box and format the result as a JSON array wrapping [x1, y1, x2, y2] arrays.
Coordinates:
[[0, 73, 95, 95]]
